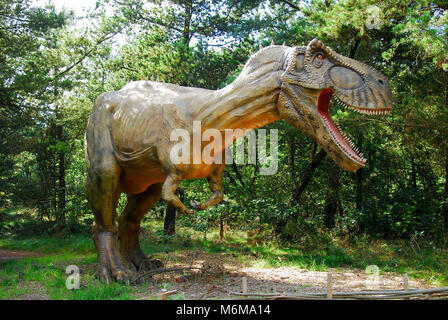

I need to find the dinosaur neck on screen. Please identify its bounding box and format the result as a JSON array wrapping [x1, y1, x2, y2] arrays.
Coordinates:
[[202, 71, 282, 132], [193, 46, 289, 143]]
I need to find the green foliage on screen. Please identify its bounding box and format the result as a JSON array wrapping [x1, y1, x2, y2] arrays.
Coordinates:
[[1, 0, 448, 247]]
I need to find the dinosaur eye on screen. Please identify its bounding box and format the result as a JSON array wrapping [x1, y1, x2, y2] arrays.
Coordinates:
[[316, 54, 324, 60]]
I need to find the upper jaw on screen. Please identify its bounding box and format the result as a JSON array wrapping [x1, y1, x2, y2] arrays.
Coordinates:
[[333, 92, 392, 115], [330, 77, 393, 115]]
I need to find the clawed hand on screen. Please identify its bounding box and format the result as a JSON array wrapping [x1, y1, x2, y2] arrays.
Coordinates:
[[190, 199, 202, 210], [179, 200, 201, 216]]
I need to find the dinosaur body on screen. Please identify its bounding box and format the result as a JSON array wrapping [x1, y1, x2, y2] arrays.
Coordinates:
[[84, 39, 392, 283]]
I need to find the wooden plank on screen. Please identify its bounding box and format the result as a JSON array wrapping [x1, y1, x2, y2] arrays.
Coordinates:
[[327, 273, 333, 299], [242, 277, 248, 298], [161, 290, 178, 300], [137, 290, 178, 300], [403, 274, 409, 291], [229, 286, 448, 299]]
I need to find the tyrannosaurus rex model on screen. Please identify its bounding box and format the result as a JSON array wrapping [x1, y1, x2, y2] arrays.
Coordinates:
[[84, 39, 392, 283]]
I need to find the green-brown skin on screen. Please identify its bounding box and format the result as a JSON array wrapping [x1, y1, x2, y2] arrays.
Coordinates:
[[84, 38, 392, 283]]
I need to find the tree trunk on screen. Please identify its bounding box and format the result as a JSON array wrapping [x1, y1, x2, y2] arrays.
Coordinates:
[[356, 133, 363, 211], [410, 157, 417, 188], [219, 213, 224, 240], [56, 125, 66, 228], [182, 0, 193, 45], [444, 77, 448, 233], [289, 135, 297, 202], [164, 204, 176, 235], [324, 161, 341, 228], [444, 153, 448, 233], [164, 189, 184, 235], [231, 162, 245, 187], [292, 148, 327, 204]]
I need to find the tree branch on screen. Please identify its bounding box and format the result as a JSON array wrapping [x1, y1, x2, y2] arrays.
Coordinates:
[[48, 30, 121, 83], [292, 148, 327, 204], [277, 0, 301, 11], [231, 162, 245, 187]]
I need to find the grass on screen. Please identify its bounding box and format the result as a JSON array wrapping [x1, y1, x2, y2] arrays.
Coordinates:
[[1, 214, 448, 299], [0, 252, 134, 300]]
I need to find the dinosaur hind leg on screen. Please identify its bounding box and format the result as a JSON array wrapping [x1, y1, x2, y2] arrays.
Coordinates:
[[85, 155, 136, 284], [118, 183, 163, 272]]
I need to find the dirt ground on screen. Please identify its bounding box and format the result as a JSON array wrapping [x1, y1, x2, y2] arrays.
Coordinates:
[[0, 249, 42, 261], [132, 249, 437, 300], [0, 249, 438, 300]]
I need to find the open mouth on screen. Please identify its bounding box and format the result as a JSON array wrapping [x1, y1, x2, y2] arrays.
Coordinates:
[[317, 89, 390, 166]]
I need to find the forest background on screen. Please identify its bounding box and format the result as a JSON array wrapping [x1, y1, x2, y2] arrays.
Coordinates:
[[1, 0, 448, 251]]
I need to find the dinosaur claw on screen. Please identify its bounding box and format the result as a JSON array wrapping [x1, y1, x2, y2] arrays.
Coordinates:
[[190, 200, 201, 210], [94, 231, 136, 284]]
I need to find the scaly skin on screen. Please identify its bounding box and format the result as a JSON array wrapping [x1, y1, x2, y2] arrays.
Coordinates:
[[84, 39, 393, 283]]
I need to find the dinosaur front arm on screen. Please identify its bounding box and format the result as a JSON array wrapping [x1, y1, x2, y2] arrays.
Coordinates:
[[190, 164, 225, 210], [161, 174, 195, 216], [161, 165, 225, 215]]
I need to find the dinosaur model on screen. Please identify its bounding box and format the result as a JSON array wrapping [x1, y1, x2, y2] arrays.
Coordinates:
[[84, 39, 392, 283]]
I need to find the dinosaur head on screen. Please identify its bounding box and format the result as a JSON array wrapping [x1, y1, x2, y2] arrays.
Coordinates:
[[278, 39, 392, 171]]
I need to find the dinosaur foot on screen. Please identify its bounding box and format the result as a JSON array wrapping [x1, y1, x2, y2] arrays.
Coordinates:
[[93, 231, 137, 284]]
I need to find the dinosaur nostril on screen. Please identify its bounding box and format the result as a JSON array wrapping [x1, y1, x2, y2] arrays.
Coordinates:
[[378, 79, 384, 85]]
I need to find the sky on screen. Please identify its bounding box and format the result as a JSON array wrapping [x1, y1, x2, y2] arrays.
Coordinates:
[[31, 0, 127, 46], [32, 0, 98, 13], [30, 0, 238, 49]]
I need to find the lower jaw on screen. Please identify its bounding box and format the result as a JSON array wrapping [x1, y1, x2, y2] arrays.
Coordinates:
[[318, 111, 366, 166], [317, 90, 366, 166]]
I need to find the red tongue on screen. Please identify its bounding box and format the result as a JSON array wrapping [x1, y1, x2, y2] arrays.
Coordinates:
[[317, 89, 364, 163], [317, 89, 334, 113]]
